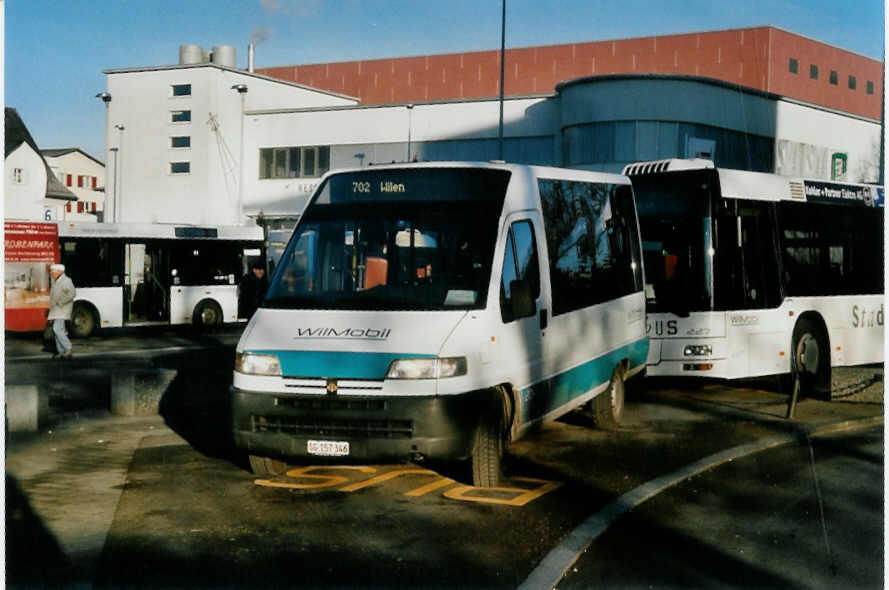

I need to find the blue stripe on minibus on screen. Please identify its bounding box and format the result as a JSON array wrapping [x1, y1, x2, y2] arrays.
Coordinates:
[[250, 350, 435, 379], [521, 338, 649, 422]]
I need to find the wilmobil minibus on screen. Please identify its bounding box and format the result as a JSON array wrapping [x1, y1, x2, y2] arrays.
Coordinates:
[[624, 158, 884, 397], [232, 162, 648, 487]]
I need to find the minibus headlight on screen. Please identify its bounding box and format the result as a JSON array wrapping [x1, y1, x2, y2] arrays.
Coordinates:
[[683, 345, 713, 356], [235, 352, 282, 376], [386, 357, 467, 379]]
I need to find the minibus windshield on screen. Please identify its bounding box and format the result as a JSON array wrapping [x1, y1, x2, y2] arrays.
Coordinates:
[[264, 168, 510, 311]]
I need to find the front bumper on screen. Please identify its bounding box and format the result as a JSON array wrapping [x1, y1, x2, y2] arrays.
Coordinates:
[[231, 387, 489, 463]]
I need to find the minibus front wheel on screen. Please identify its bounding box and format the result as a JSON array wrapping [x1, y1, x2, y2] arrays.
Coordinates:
[[471, 400, 505, 488]]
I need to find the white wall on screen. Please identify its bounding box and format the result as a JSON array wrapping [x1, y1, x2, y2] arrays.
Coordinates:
[[775, 100, 880, 183], [105, 65, 356, 226], [242, 97, 554, 215], [4, 144, 51, 221]]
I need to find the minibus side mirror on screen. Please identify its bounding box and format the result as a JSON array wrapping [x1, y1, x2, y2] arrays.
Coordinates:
[[509, 279, 536, 319]]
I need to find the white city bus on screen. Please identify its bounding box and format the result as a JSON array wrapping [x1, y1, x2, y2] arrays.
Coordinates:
[[57, 222, 265, 337], [231, 162, 647, 486], [623, 159, 884, 397]]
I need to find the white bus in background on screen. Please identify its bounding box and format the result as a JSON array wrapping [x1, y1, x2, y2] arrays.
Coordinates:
[[58, 222, 265, 337], [231, 162, 647, 486], [623, 159, 884, 397]]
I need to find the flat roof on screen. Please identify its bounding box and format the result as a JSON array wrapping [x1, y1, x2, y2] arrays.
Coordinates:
[[103, 62, 358, 102]]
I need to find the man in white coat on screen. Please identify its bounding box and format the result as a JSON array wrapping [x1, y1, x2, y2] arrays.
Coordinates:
[[48, 263, 76, 358]]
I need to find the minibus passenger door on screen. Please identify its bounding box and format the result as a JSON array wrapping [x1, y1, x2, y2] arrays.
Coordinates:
[[497, 216, 548, 405]]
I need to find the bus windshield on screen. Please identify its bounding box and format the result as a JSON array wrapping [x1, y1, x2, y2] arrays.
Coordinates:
[[264, 168, 510, 311], [633, 172, 714, 314]]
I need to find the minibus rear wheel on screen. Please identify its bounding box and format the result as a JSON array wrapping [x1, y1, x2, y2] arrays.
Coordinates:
[[592, 365, 625, 430], [471, 408, 504, 488], [248, 454, 288, 476]]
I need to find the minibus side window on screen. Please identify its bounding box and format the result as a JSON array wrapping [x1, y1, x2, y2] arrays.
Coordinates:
[[500, 220, 540, 323]]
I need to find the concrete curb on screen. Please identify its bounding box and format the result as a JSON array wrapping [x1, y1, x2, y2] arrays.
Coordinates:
[[517, 414, 884, 590]]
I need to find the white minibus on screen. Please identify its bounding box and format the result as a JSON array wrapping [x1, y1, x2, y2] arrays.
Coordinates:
[[624, 158, 884, 397], [232, 162, 648, 487]]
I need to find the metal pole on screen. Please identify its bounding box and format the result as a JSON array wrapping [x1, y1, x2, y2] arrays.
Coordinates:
[[406, 104, 414, 162], [239, 91, 246, 222], [498, 0, 506, 160], [115, 125, 124, 223], [109, 148, 119, 224]]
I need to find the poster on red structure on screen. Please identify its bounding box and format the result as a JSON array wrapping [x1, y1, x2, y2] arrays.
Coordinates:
[[5, 221, 60, 332]]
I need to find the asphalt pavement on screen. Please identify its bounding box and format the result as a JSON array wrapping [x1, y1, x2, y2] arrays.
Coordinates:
[[4, 328, 884, 589]]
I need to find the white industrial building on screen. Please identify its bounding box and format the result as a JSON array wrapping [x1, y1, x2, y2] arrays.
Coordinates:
[[99, 44, 881, 232]]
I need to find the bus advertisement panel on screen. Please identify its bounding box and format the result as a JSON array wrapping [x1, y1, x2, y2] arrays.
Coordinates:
[[4, 221, 60, 332]]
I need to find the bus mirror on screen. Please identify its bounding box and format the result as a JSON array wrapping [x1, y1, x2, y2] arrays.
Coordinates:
[[509, 279, 536, 319]]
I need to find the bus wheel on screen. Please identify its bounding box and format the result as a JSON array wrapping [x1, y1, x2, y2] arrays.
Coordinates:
[[592, 365, 625, 430], [193, 300, 222, 331], [471, 407, 504, 488], [248, 454, 288, 476], [792, 318, 831, 399], [70, 303, 97, 338]]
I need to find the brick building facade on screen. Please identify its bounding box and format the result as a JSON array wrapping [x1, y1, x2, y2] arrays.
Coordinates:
[[259, 26, 882, 120]]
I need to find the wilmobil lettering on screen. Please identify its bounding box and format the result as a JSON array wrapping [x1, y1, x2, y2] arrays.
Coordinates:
[[295, 327, 391, 340]]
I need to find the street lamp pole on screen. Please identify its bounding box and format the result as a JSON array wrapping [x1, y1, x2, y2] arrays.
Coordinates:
[[406, 104, 414, 162], [498, 0, 506, 161], [232, 84, 248, 224], [114, 124, 125, 223], [109, 147, 119, 224], [95, 92, 112, 222]]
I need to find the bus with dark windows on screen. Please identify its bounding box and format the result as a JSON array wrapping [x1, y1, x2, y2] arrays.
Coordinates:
[[624, 158, 883, 397], [55, 222, 265, 337]]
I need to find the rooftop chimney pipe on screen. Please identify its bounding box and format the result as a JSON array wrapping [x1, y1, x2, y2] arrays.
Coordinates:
[[247, 42, 255, 73]]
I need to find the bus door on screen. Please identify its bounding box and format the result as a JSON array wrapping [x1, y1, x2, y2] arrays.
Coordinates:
[[124, 243, 170, 323]]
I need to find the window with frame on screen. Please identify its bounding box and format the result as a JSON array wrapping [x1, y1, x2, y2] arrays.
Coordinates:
[[499, 220, 541, 323], [810, 64, 819, 79], [829, 70, 838, 85], [867, 81, 875, 95], [171, 136, 191, 148], [788, 58, 798, 74], [778, 201, 884, 296], [171, 84, 192, 97], [170, 162, 190, 174], [259, 146, 330, 179], [171, 110, 191, 123], [539, 179, 641, 316], [848, 76, 857, 90]]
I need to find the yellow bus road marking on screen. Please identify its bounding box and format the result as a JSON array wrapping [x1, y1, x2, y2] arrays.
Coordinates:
[[255, 465, 375, 490], [253, 466, 563, 507]]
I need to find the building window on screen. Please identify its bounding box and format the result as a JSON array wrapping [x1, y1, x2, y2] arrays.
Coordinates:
[[171, 136, 191, 148], [171, 84, 192, 97], [848, 76, 857, 90], [829, 70, 838, 85], [810, 64, 819, 79], [66, 174, 73, 187], [259, 146, 330, 179], [170, 162, 191, 174], [92, 177, 97, 190], [12, 168, 24, 184], [867, 81, 875, 95], [77, 175, 84, 188], [788, 58, 798, 74], [171, 110, 191, 123]]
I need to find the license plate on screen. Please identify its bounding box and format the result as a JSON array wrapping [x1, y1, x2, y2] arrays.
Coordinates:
[[307, 440, 350, 457]]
